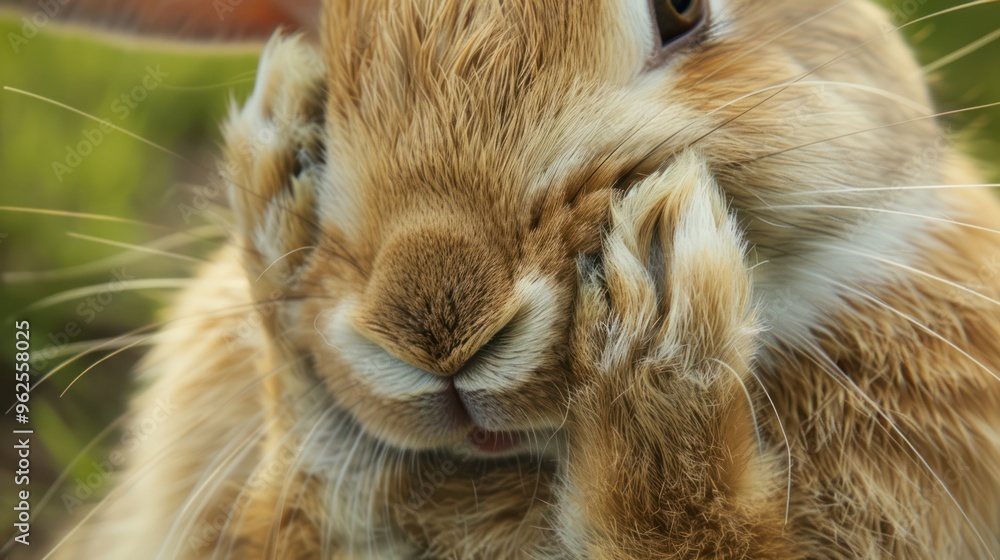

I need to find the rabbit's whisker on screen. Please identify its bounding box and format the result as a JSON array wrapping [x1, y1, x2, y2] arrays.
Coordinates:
[[59, 335, 155, 397], [66, 231, 209, 264], [25, 304, 248, 394], [330, 426, 368, 530], [787, 184, 1000, 195], [837, 278, 1000, 385], [1, 225, 224, 284], [747, 365, 793, 527], [750, 203, 1000, 235], [923, 26, 1000, 74], [832, 247, 1000, 308], [710, 356, 791, 525], [359, 441, 381, 558], [24, 296, 323, 398], [710, 358, 764, 452], [373, 441, 397, 555], [3, 86, 187, 160], [255, 245, 319, 284], [23, 279, 199, 312], [290, 406, 352, 556], [740, 100, 1000, 164], [160, 76, 257, 92], [31, 335, 156, 360], [0, 205, 172, 230], [39, 322, 264, 366]]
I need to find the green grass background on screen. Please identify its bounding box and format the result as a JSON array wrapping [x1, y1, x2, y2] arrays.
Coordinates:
[[0, 0, 998, 551], [0, 14, 260, 551]]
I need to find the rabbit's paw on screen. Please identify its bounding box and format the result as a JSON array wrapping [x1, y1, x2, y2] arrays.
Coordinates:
[[572, 151, 757, 412], [559, 152, 795, 559], [221, 34, 328, 289]]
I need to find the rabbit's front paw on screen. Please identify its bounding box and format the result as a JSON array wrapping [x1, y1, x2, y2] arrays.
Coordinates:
[[559, 153, 793, 559], [571, 151, 758, 407]]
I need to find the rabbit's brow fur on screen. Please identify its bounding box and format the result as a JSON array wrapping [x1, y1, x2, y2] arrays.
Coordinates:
[[58, 0, 1000, 558]]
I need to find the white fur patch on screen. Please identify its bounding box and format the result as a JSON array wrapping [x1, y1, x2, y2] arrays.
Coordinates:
[[752, 192, 939, 345], [709, 0, 731, 15], [454, 275, 562, 393], [321, 304, 450, 399]]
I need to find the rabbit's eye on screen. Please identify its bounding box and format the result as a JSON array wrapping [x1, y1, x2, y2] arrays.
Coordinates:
[[650, 0, 706, 46]]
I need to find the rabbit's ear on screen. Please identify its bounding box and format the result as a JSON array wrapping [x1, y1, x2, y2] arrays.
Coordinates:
[[1, 0, 320, 40]]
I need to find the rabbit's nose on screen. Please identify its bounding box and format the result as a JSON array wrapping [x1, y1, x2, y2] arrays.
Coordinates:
[[355, 227, 514, 377]]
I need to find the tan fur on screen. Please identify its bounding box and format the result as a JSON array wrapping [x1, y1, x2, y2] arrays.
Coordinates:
[[56, 0, 1000, 558]]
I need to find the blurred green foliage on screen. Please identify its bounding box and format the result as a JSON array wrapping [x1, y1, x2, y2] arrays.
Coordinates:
[[0, 13, 258, 548], [0, 0, 997, 551], [897, 0, 1000, 177]]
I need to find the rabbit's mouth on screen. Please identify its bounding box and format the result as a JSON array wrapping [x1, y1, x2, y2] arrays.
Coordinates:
[[468, 428, 521, 454], [462, 425, 563, 459], [400, 381, 562, 458], [313, 275, 572, 452]]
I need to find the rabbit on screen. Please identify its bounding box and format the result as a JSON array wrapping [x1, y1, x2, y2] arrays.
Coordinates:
[[43, 0, 1000, 558]]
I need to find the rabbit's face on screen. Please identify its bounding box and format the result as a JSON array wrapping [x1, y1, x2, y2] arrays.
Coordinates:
[[228, 0, 938, 453]]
